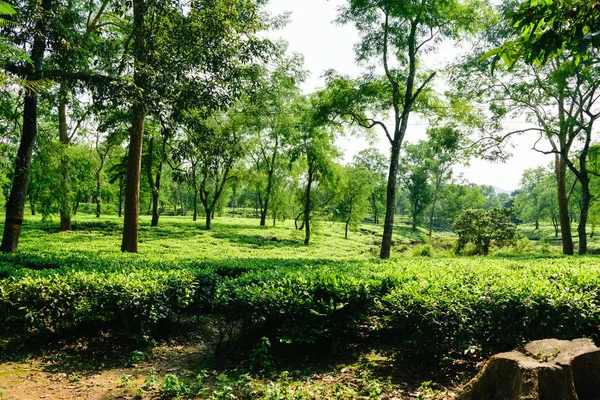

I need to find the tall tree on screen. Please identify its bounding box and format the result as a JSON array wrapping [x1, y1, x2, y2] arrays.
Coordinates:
[[246, 52, 305, 226], [319, 0, 486, 258], [181, 110, 244, 230], [120, 0, 272, 251], [290, 97, 340, 245], [353, 148, 388, 224], [399, 143, 433, 231], [423, 125, 468, 236], [335, 166, 374, 238], [1, 0, 53, 253]]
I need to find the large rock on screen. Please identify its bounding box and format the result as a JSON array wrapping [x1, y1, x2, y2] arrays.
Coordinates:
[[458, 338, 600, 400]]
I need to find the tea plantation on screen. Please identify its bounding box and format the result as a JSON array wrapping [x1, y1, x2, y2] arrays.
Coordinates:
[[1, 215, 599, 399]]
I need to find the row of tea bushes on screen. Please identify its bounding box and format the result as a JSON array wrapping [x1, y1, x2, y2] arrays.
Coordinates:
[[2, 254, 600, 359]]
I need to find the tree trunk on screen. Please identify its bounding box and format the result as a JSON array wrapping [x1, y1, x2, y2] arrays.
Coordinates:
[[177, 181, 185, 216], [380, 140, 401, 259], [121, 0, 146, 253], [193, 189, 198, 221], [0, 0, 50, 253], [74, 189, 81, 216], [260, 170, 275, 226], [577, 172, 591, 255], [428, 175, 442, 236], [96, 175, 102, 218], [371, 192, 378, 224], [58, 82, 72, 231], [29, 193, 36, 216], [556, 154, 574, 255], [304, 161, 314, 245], [535, 219, 539, 230], [150, 163, 162, 227], [205, 208, 212, 230], [118, 178, 123, 217], [345, 220, 349, 239]]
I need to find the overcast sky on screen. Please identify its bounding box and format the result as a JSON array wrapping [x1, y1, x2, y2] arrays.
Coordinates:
[[265, 0, 552, 191]]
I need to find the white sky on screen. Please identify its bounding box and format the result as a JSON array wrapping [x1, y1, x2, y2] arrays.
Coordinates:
[[265, 0, 552, 191]]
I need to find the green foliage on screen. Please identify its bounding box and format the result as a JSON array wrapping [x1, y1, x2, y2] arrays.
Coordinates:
[[334, 166, 375, 237], [454, 208, 518, 255], [412, 244, 435, 257], [489, 0, 600, 67], [3, 215, 600, 366], [159, 372, 207, 399]]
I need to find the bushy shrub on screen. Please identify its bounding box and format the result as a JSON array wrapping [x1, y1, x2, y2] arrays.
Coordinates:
[[454, 208, 518, 255], [412, 244, 435, 257]]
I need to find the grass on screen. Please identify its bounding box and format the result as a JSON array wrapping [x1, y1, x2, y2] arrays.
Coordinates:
[[1, 211, 600, 399]]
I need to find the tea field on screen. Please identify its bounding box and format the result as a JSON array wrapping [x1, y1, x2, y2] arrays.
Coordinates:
[[1, 214, 600, 399]]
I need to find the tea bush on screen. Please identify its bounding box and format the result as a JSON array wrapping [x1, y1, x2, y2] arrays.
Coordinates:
[[2, 216, 600, 362]]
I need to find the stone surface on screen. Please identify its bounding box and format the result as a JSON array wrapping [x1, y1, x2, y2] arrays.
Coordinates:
[[458, 338, 600, 400]]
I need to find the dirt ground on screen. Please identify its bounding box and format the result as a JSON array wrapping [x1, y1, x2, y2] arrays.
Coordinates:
[[0, 329, 470, 400]]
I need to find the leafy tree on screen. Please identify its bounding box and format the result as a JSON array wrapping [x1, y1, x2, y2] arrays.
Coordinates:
[[120, 0, 272, 251], [1, 0, 55, 252], [290, 97, 340, 245], [353, 148, 388, 224], [436, 183, 487, 230], [317, 0, 487, 258], [180, 110, 244, 230], [452, 4, 600, 254], [424, 125, 469, 235], [489, 0, 600, 66], [399, 143, 433, 231], [514, 167, 550, 230], [335, 166, 374, 238], [246, 52, 306, 226], [454, 208, 518, 255]]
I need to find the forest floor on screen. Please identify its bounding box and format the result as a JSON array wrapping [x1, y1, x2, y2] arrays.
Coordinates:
[[0, 213, 596, 399]]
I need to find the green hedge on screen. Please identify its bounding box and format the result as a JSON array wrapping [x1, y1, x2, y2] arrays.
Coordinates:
[[2, 255, 600, 360]]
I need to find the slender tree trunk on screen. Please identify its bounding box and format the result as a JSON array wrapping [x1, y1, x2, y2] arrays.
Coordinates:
[[380, 140, 401, 259], [577, 171, 591, 255], [552, 215, 559, 237], [345, 220, 349, 239], [535, 219, 539, 230], [556, 154, 574, 255], [205, 208, 212, 230], [372, 192, 378, 224], [74, 189, 81, 216], [304, 161, 314, 245], [29, 193, 36, 216], [177, 181, 185, 216], [121, 0, 146, 252], [428, 175, 442, 236], [2, 95, 38, 252], [193, 189, 198, 221], [273, 210, 276, 227], [96, 175, 102, 218], [58, 82, 72, 231], [260, 170, 274, 226], [0, 0, 49, 253], [151, 168, 161, 227], [118, 180, 123, 217]]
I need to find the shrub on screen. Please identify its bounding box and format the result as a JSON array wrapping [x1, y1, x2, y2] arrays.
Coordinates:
[[453, 208, 518, 255], [413, 244, 435, 257]]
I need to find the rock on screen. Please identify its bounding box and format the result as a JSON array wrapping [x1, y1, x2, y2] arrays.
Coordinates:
[[458, 338, 600, 400]]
